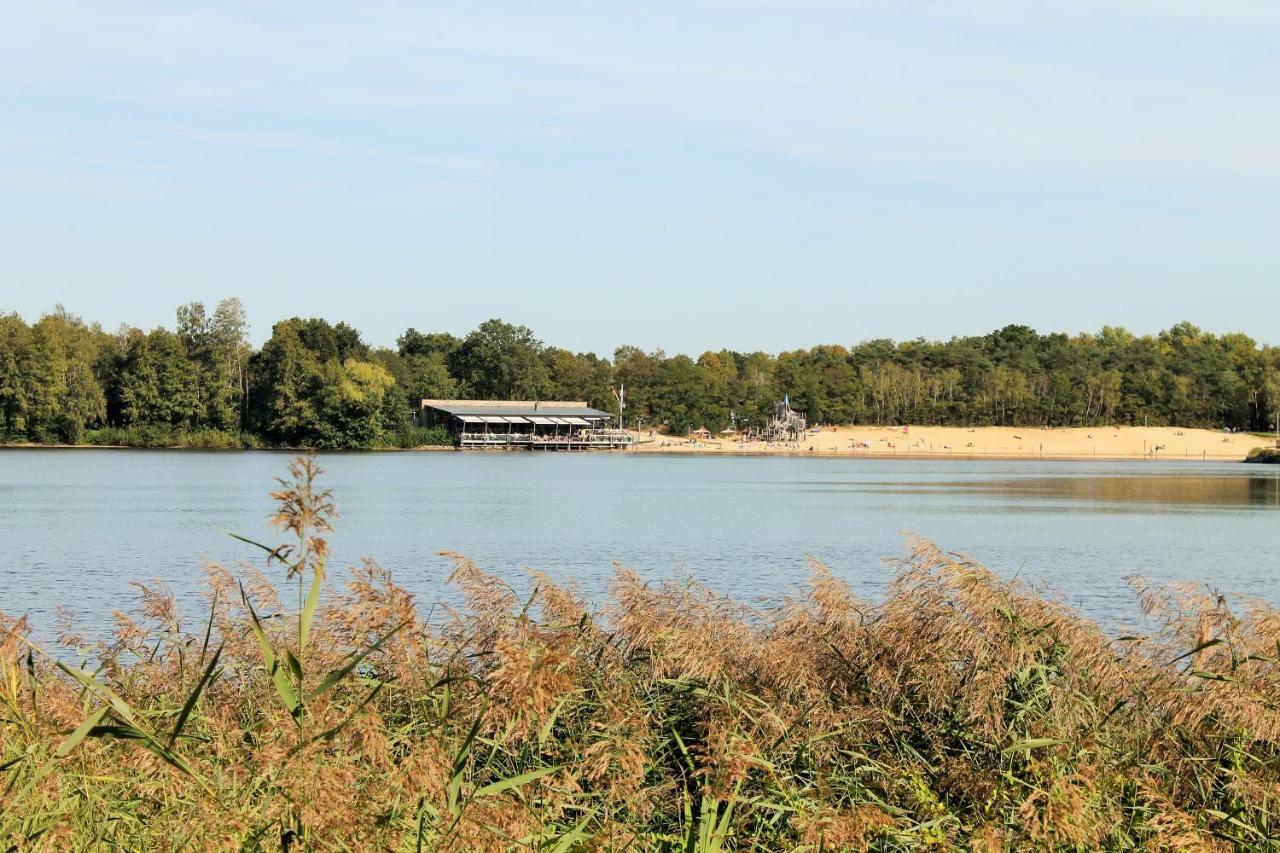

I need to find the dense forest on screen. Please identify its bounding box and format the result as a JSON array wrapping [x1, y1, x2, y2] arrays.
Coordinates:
[[1, 299, 1277, 448]]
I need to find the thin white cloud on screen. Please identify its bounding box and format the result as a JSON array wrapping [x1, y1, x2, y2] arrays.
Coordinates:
[[0, 1, 1277, 192]]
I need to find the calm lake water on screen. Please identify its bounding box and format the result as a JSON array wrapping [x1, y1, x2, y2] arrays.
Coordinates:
[[2, 449, 1278, 637]]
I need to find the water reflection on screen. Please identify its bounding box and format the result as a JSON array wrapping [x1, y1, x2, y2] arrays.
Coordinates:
[[948, 473, 1280, 507], [2, 451, 1278, 637], [846, 470, 1280, 507]]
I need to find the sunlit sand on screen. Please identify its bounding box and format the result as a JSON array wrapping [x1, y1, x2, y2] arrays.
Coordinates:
[[630, 425, 1275, 461]]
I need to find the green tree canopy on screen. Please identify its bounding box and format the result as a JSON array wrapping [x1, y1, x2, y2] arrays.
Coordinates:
[[451, 319, 549, 400], [4, 303, 1279, 447]]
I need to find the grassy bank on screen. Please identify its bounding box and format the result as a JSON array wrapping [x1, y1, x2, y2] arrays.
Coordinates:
[[381, 425, 454, 449], [55, 425, 455, 450], [1246, 446, 1280, 464], [84, 426, 263, 449], [4, 457, 1280, 849]]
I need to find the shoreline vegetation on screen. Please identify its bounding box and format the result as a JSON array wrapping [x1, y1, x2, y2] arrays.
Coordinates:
[[5, 457, 1280, 848], [1246, 447, 1280, 464], [3, 301, 1279, 452], [0, 425, 453, 451]]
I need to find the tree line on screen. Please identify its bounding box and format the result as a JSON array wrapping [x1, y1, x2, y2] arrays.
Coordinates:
[[2, 300, 1277, 447]]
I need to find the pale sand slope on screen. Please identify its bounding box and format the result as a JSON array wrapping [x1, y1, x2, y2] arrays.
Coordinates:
[[629, 425, 1276, 461]]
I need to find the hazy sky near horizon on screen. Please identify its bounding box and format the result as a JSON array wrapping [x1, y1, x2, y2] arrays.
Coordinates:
[[2, 1, 1278, 354]]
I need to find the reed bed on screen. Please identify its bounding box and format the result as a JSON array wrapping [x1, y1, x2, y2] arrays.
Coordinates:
[[4, 456, 1280, 850]]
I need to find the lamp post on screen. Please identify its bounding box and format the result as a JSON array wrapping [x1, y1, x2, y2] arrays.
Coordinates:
[[1269, 377, 1280, 448]]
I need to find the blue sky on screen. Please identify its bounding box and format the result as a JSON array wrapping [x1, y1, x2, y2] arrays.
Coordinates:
[[2, 1, 1277, 353]]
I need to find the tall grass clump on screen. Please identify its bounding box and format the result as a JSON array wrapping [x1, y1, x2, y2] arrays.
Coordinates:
[[5, 456, 1280, 849], [85, 426, 260, 449], [381, 425, 455, 449]]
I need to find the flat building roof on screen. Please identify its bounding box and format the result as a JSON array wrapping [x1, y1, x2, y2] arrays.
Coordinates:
[[425, 400, 612, 420]]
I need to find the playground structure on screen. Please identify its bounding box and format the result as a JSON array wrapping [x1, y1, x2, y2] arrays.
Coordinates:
[[745, 398, 807, 443]]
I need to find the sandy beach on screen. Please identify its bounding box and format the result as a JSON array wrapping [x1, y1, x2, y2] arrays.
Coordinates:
[[629, 425, 1276, 461]]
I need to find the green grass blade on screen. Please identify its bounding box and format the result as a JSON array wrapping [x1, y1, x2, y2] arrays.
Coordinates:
[[85, 724, 149, 740], [548, 809, 596, 852], [240, 582, 300, 720], [1169, 637, 1224, 666], [710, 783, 741, 850], [290, 681, 385, 757], [1002, 737, 1067, 755], [1190, 670, 1234, 682], [448, 706, 487, 816], [299, 561, 325, 654], [307, 619, 409, 703], [239, 581, 277, 672], [272, 665, 301, 721], [224, 530, 292, 565], [472, 764, 563, 799], [55, 705, 110, 758], [4, 706, 109, 817], [80, 723, 210, 790], [138, 735, 202, 780], [284, 647, 304, 686], [54, 661, 141, 728], [168, 643, 223, 750], [198, 588, 219, 668]]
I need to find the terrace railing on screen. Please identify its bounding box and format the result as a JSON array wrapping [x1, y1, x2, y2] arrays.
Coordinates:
[[457, 429, 634, 448]]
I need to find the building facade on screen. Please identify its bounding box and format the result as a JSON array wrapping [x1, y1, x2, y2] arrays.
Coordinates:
[[420, 399, 632, 449]]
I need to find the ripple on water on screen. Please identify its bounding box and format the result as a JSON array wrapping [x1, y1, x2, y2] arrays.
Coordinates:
[[0, 450, 1276, 638]]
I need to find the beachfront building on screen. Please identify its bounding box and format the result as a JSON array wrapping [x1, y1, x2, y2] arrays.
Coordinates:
[[420, 399, 633, 450]]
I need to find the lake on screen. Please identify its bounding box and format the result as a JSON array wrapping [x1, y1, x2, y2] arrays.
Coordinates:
[[2, 449, 1278, 637]]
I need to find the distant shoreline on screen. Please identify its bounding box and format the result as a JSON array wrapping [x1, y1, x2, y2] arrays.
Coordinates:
[[4, 424, 1274, 462], [0, 442, 458, 453]]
